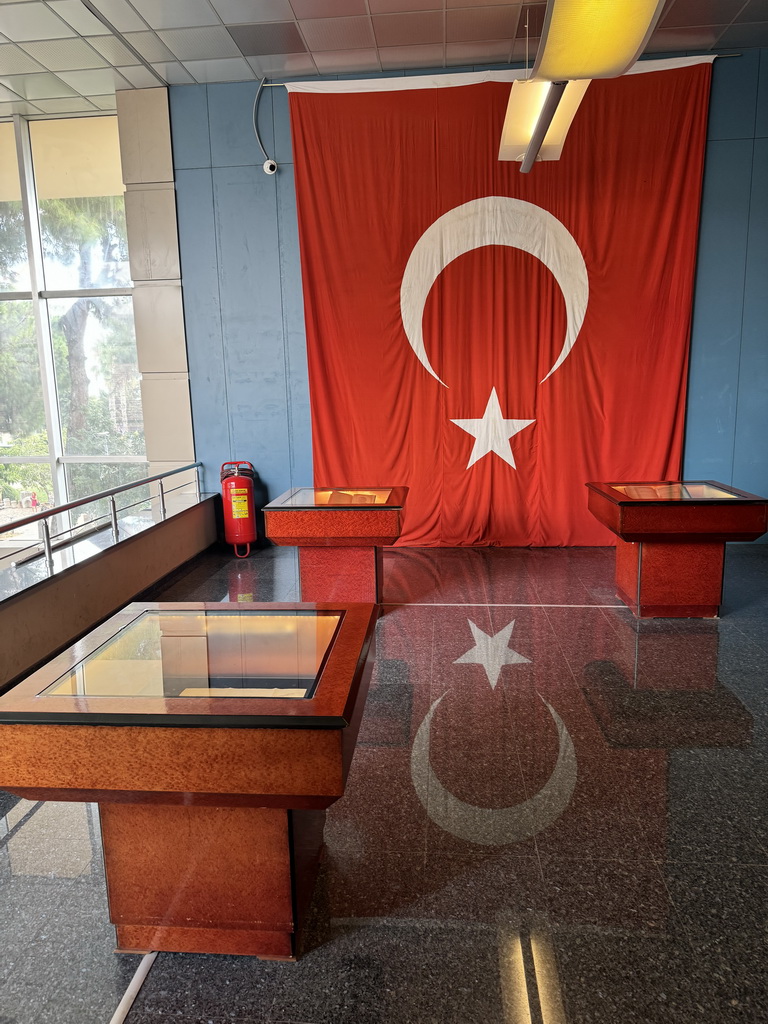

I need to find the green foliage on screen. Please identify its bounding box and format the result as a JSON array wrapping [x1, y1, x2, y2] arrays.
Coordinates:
[[0, 433, 52, 502], [0, 301, 44, 437]]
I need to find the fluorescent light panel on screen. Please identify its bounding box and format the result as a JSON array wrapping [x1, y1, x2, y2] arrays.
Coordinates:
[[498, 78, 589, 164], [533, 0, 667, 80]]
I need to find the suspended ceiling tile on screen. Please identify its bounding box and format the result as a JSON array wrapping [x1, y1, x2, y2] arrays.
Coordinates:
[[183, 57, 255, 81], [718, 21, 768, 44], [118, 65, 164, 88], [57, 67, 129, 92], [246, 51, 318, 75], [646, 24, 727, 50], [158, 26, 242, 60], [659, 0, 742, 29], [47, 0, 112, 36], [227, 21, 307, 54], [370, 0, 441, 11], [299, 16, 375, 50], [0, 82, 23, 100], [88, 94, 119, 109], [446, 38, 513, 64], [150, 61, 196, 85], [0, 43, 44, 74], [372, 11, 444, 46], [447, 6, 520, 42], [85, 34, 139, 65], [87, 0, 148, 33], [736, 0, 768, 21], [291, 0, 367, 15], [379, 42, 445, 68], [0, 3, 75, 42], [34, 97, 98, 113], [0, 72, 78, 98], [129, 0, 220, 31], [123, 32, 176, 62], [19, 37, 108, 71], [212, 0, 295, 22], [516, 2, 546, 36], [447, 0, 522, 5], [313, 47, 380, 71], [0, 99, 42, 115], [510, 34, 539, 59]]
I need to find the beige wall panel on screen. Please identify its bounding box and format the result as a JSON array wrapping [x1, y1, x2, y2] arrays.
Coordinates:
[[0, 498, 218, 689], [133, 284, 188, 373], [124, 185, 181, 281], [141, 376, 195, 463], [116, 88, 174, 185]]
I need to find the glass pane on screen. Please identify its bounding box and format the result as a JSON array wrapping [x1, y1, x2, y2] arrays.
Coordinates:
[[48, 295, 145, 456], [0, 123, 31, 292], [41, 610, 342, 699], [64, 462, 149, 504], [614, 483, 740, 501], [29, 118, 130, 291], [276, 488, 403, 507], [0, 300, 48, 452], [0, 462, 54, 564], [63, 463, 150, 540]]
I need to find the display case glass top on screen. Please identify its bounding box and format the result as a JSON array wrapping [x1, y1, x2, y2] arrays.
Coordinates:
[[265, 487, 407, 509], [587, 480, 766, 504], [0, 602, 377, 727], [41, 609, 341, 701]]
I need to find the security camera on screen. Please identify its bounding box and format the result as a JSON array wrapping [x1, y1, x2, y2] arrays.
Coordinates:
[[263, 159, 277, 175]]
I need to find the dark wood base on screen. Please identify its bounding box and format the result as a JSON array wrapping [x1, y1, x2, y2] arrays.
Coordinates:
[[615, 538, 725, 618], [100, 802, 326, 959]]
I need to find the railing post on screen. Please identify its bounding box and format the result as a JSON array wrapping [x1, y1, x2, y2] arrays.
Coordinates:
[[157, 479, 167, 519], [109, 495, 119, 541], [41, 518, 54, 574], [195, 464, 202, 500]]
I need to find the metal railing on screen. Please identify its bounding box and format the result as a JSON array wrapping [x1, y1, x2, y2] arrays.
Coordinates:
[[0, 462, 203, 574]]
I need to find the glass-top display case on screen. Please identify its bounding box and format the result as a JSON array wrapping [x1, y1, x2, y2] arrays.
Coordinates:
[[0, 602, 377, 727], [588, 480, 765, 504], [41, 609, 341, 700], [265, 487, 407, 509]]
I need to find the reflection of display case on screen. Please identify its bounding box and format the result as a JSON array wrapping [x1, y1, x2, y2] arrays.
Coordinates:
[[581, 617, 752, 748], [586, 480, 768, 617], [264, 486, 408, 603], [0, 601, 378, 960]]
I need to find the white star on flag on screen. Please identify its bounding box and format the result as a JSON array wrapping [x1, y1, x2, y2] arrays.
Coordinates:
[[451, 388, 535, 469], [454, 619, 531, 689]]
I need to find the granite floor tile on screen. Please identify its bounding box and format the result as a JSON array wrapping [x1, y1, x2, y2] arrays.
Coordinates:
[[2, 545, 767, 1023]]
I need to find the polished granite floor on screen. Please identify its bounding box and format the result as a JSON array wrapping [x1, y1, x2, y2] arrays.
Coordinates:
[[1, 543, 767, 1023]]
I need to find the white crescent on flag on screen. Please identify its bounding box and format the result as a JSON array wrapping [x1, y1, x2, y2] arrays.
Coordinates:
[[400, 196, 589, 385]]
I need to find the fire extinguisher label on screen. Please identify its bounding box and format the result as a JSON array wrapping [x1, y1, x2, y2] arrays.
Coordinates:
[[231, 495, 250, 518]]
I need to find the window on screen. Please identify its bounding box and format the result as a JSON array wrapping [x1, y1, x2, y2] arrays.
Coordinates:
[[0, 116, 146, 536]]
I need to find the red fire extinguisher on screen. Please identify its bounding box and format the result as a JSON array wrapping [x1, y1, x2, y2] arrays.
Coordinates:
[[220, 461, 258, 558]]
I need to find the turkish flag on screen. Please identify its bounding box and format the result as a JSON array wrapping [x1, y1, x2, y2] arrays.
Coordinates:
[[289, 63, 711, 545]]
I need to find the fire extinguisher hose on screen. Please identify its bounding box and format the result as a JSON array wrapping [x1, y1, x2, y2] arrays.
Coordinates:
[[234, 543, 251, 559]]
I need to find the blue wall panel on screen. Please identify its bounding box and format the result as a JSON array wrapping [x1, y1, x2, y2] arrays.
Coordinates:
[[683, 139, 752, 482], [175, 167, 230, 494], [707, 49, 759, 141], [212, 163, 292, 497], [168, 85, 210, 170], [732, 136, 768, 496], [171, 84, 313, 501]]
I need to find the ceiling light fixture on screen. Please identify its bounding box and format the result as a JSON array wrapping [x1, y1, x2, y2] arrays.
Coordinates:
[[498, 78, 590, 171], [500, 0, 666, 172], [533, 0, 668, 81]]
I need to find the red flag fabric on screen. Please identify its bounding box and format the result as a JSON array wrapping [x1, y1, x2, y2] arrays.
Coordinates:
[[289, 62, 711, 546]]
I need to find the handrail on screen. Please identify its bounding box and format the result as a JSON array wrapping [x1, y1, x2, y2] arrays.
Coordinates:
[[0, 462, 203, 538]]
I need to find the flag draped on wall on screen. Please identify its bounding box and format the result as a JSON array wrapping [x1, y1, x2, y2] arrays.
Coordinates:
[[288, 59, 712, 546]]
